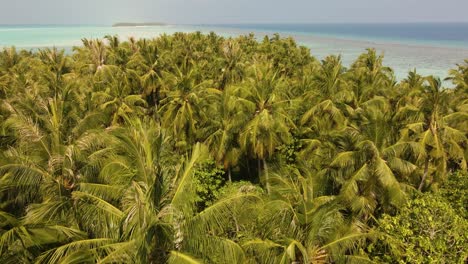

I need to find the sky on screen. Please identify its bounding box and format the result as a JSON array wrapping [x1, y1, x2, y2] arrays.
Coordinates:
[[0, 0, 468, 25]]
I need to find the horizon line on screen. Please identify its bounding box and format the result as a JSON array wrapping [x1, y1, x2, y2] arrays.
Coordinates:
[[2, 21, 468, 27]]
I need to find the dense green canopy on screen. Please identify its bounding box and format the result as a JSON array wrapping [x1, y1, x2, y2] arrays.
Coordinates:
[[0, 32, 467, 263]]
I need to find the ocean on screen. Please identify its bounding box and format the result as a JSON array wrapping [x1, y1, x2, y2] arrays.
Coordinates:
[[1, 23, 468, 81]]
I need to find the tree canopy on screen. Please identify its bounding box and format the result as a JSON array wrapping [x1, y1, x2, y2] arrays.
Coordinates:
[[0, 32, 467, 263]]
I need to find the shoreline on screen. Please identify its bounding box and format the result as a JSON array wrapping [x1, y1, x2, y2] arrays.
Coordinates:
[[1, 25, 467, 81], [1, 24, 467, 51], [112, 22, 167, 27], [192, 25, 468, 51]]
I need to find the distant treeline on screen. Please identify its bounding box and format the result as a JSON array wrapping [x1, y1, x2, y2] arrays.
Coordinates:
[[112, 22, 167, 27]]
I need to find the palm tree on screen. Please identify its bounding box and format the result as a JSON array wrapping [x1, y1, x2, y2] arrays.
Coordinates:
[[0, 79, 112, 263], [74, 38, 108, 74], [1, 31, 467, 263], [0, 47, 39, 99], [202, 87, 242, 182], [158, 66, 219, 148], [0, 47, 21, 74], [301, 99, 348, 138], [91, 66, 147, 125], [312, 55, 350, 102], [126, 41, 162, 107], [104, 35, 134, 69], [446, 60, 468, 92], [402, 76, 467, 191], [325, 97, 412, 218], [235, 63, 293, 192], [396, 70, 425, 108], [242, 166, 371, 263], [77, 120, 256, 263], [346, 49, 395, 107], [217, 39, 245, 90]]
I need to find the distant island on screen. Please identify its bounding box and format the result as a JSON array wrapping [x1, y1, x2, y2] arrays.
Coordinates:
[[112, 22, 167, 27]]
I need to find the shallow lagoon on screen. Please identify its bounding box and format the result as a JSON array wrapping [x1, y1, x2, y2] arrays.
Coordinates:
[[1, 24, 467, 81]]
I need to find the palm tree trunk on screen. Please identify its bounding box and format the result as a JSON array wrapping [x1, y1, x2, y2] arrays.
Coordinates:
[[246, 159, 252, 179], [227, 168, 232, 183], [233, 215, 240, 233], [257, 159, 261, 178], [418, 157, 430, 191], [263, 159, 270, 194]]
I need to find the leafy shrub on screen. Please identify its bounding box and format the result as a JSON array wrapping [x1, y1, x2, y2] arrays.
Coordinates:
[[276, 137, 303, 165], [193, 159, 225, 210], [439, 171, 468, 219], [368, 193, 468, 263]]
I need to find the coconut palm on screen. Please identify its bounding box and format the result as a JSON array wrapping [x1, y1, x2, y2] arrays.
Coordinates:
[[0, 85, 112, 263], [235, 63, 293, 192], [0, 47, 21, 74], [77, 120, 256, 263], [74, 38, 108, 74], [91, 66, 147, 125], [38, 48, 71, 92], [217, 39, 246, 90], [242, 166, 371, 263], [347, 49, 395, 107], [312, 55, 350, 102], [0, 32, 467, 263], [446, 60, 468, 92], [201, 87, 243, 182], [126, 41, 162, 107], [325, 97, 415, 218], [158, 65, 219, 148], [402, 76, 467, 190]]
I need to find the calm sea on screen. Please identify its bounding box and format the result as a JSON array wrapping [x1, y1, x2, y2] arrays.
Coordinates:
[[1, 23, 468, 80], [201, 23, 468, 48]]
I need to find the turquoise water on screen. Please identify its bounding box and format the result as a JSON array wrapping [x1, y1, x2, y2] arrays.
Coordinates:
[[200, 23, 468, 48], [1, 24, 467, 80], [0, 25, 197, 48]]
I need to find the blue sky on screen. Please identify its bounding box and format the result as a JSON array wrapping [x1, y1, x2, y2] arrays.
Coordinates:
[[1, 0, 467, 24]]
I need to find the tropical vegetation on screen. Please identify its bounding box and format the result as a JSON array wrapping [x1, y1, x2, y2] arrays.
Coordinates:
[[0, 32, 467, 263]]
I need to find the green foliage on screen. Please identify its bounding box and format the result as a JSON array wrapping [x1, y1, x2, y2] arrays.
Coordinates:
[[368, 193, 468, 263], [439, 171, 468, 219], [214, 181, 264, 201], [193, 159, 226, 209], [0, 32, 467, 263], [276, 137, 303, 164]]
